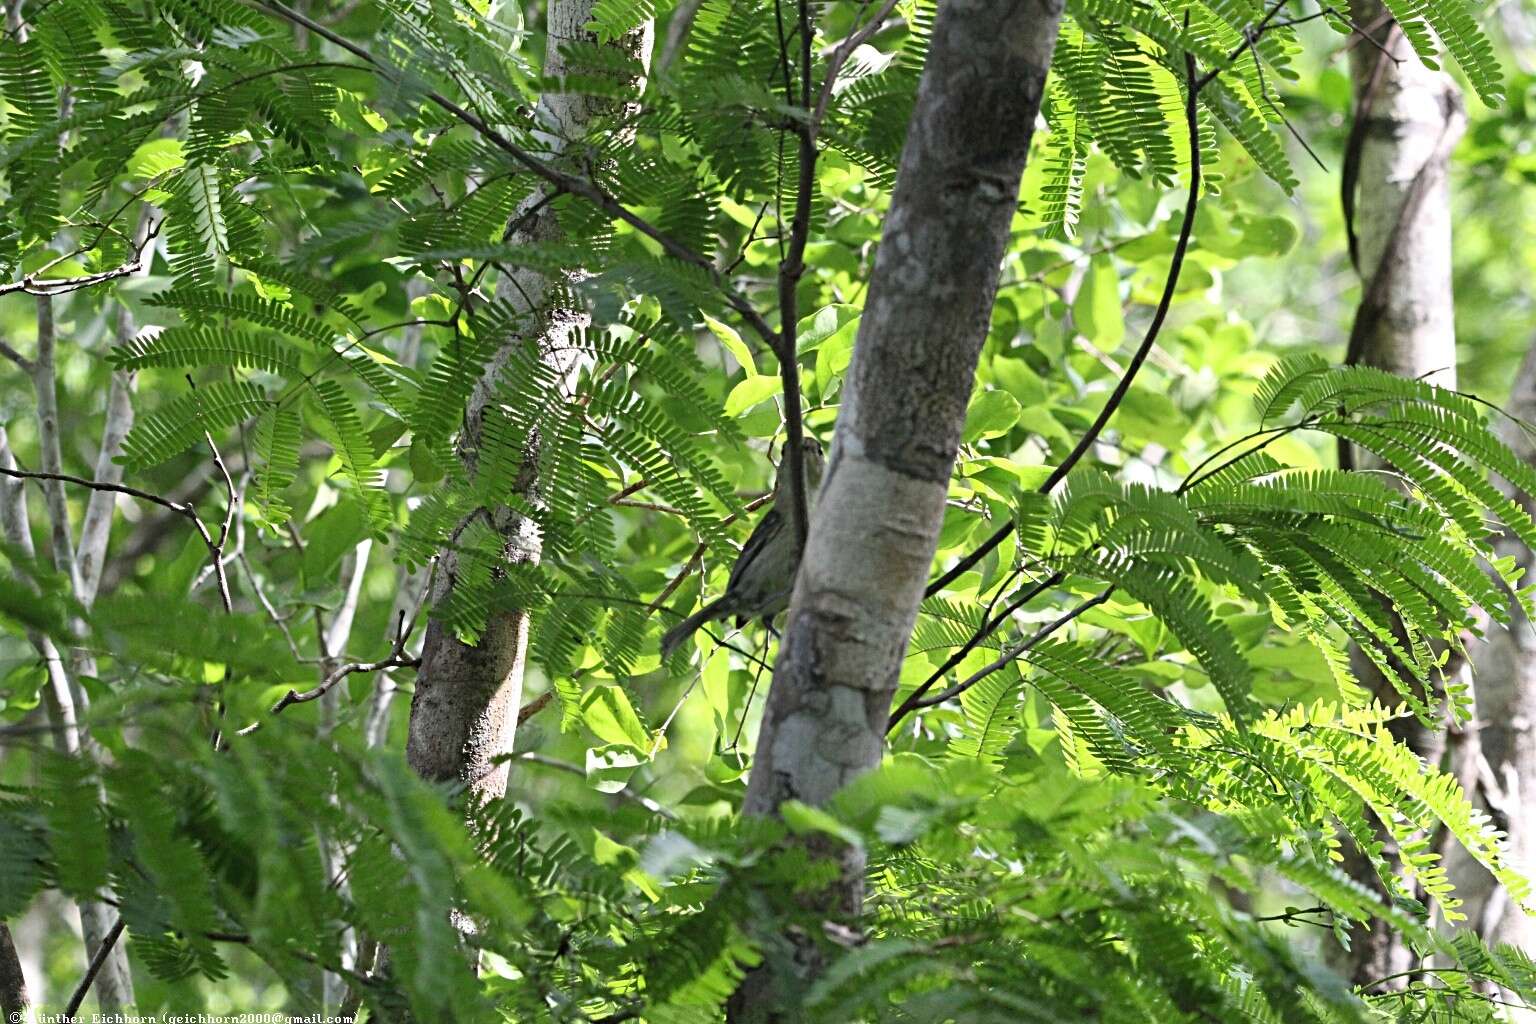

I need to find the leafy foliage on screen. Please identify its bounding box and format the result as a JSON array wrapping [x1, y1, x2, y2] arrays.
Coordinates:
[[0, 0, 1531, 1020]]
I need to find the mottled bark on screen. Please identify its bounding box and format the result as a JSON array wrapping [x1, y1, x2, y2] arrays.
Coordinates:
[[729, 1, 1064, 1018], [405, 2, 651, 798], [1340, 0, 1466, 987]]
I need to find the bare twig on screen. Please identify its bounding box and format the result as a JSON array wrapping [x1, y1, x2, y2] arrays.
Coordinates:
[[65, 915, 126, 1017], [0, 460, 232, 614], [0, 336, 32, 371], [187, 376, 237, 613], [887, 586, 1115, 731], [0, 218, 163, 297], [265, 608, 421, 717], [647, 494, 773, 618], [886, 571, 1065, 727], [239, 552, 307, 662], [518, 690, 554, 725]]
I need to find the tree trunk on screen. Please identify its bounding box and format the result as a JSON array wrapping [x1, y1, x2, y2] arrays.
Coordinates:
[[405, 2, 651, 799], [1340, 0, 1466, 986], [728, 1, 1064, 1018], [1448, 338, 1536, 1019], [0, 923, 27, 1019]]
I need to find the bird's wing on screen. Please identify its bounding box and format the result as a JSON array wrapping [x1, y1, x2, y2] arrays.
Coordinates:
[[726, 505, 783, 593]]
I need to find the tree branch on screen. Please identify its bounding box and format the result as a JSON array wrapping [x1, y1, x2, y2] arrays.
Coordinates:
[[65, 915, 125, 1017], [0, 218, 163, 297], [776, 0, 817, 549], [0, 923, 28, 1019], [896, 31, 1218, 721], [250, 0, 786, 359], [923, 20, 1216, 602], [887, 586, 1115, 731], [266, 609, 421, 717]]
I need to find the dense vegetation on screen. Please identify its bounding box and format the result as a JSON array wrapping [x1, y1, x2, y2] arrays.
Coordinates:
[[4, 0, 1536, 1020]]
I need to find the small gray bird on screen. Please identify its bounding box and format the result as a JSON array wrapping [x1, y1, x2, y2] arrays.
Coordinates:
[[660, 437, 827, 659]]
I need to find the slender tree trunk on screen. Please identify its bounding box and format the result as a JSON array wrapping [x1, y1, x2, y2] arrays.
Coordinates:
[[1448, 339, 1536, 1019], [728, 2, 1064, 1018], [0, 923, 27, 1020], [1340, 0, 1466, 986], [405, 2, 651, 799]]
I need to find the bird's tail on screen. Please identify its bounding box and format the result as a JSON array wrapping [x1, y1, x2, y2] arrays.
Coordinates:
[[660, 598, 728, 660]]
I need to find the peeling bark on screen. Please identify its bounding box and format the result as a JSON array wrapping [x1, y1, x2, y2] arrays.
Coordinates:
[[729, 2, 1064, 1017]]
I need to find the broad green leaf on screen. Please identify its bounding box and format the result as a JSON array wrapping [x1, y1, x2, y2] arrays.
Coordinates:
[[581, 685, 650, 752], [725, 374, 782, 417], [705, 314, 756, 376], [963, 390, 1022, 442], [1073, 256, 1125, 352]]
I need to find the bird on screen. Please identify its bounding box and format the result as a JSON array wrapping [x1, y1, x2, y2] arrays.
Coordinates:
[[660, 436, 827, 659]]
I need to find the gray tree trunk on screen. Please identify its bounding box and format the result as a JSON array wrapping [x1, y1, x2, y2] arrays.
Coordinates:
[[405, 3, 651, 799], [1449, 339, 1536, 1020], [728, 2, 1064, 1018], [1340, 0, 1466, 987]]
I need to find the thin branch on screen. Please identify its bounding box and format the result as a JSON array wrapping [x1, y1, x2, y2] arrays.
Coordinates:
[[239, 553, 307, 662], [65, 915, 126, 1016], [887, 587, 1115, 731], [812, 0, 901, 130], [0, 336, 32, 372], [518, 690, 554, 725], [0, 463, 197, 517], [765, 0, 819, 549], [886, 571, 1065, 727], [187, 376, 237, 613], [265, 608, 420, 718], [0, 218, 163, 297], [647, 494, 773, 618], [1045, 45, 1204, 495], [249, 0, 786, 359], [0, 461, 233, 616]]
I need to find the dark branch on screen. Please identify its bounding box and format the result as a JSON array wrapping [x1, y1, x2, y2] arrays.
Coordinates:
[[0, 218, 163, 298], [776, 0, 817, 549], [887, 587, 1116, 731], [65, 916, 126, 1017], [897, 30, 1221, 721]]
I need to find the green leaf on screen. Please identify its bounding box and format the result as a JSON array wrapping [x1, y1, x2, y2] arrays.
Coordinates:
[[724, 374, 782, 417], [581, 685, 651, 752], [705, 314, 756, 376], [1073, 256, 1124, 352], [963, 390, 1023, 442]]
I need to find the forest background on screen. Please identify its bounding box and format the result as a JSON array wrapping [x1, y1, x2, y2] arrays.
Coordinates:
[[5, 0, 1536, 1021]]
